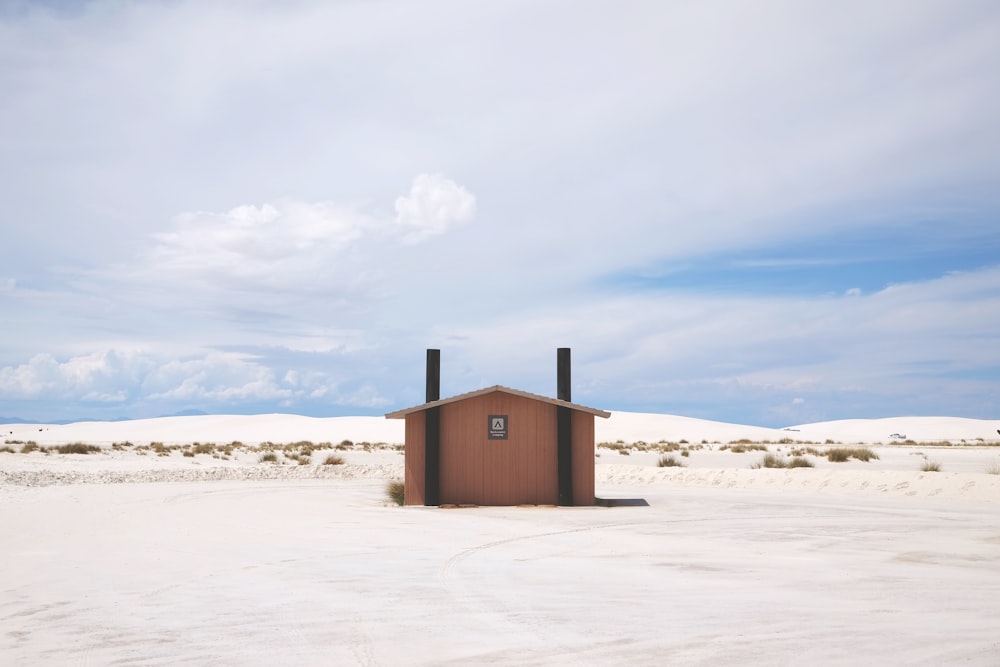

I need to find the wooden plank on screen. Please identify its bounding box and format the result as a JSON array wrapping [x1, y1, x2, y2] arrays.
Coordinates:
[[403, 413, 425, 506], [571, 411, 595, 506]]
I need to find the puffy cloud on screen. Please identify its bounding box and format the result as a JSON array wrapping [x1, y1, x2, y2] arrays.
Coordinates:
[[394, 173, 476, 243], [130, 173, 475, 294], [0, 347, 386, 413], [0, 350, 153, 401]]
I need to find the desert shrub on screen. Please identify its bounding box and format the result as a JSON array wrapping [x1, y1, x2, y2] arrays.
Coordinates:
[[826, 447, 878, 463], [790, 447, 822, 457], [851, 447, 878, 462], [149, 442, 172, 456], [20, 442, 41, 453], [0, 446, 14, 453], [827, 449, 849, 462], [191, 442, 216, 455], [657, 455, 685, 467], [786, 456, 814, 468], [182, 451, 195, 457], [297, 455, 310, 465], [986, 463, 1000, 475], [680, 450, 689, 457], [55, 443, 102, 454], [753, 453, 787, 469], [323, 454, 345, 465], [259, 452, 278, 463], [335, 439, 354, 450], [921, 461, 942, 472], [386, 480, 405, 506], [723, 443, 769, 453]]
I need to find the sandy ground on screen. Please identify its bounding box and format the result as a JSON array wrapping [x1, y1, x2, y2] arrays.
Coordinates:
[[2, 413, 1000, 665]]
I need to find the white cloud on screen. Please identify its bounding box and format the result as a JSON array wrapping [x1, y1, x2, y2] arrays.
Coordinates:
[[1, 1, 997, 424], [127, 173, 474, 296], [0, 350, 152, 400], [146, 200, 373, 289], [394, 173, 476, 243]]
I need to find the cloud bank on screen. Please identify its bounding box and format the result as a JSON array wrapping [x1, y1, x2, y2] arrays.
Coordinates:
[[1, 0, 998, 424]]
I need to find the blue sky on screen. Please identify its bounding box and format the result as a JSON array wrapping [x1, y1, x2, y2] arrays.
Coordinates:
[[1, 0, 999, 426]]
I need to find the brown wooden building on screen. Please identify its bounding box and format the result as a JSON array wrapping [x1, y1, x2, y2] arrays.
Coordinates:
[[385, 350, 610, 507]]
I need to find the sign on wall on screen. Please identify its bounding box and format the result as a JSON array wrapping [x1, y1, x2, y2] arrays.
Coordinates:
[[488, 415, 508, 440]]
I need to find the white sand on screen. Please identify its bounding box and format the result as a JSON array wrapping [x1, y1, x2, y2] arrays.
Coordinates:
[[2, 412, 1000, 664]]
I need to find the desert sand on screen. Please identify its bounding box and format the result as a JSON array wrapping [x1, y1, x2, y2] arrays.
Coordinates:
[[2, 412, 999, 665]]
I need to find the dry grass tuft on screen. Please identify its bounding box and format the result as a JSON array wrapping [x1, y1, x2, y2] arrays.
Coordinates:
[[752, 453, 787, 469], [827, 447, 878, 463], [921, 460, 942, 472], [323, 454, 345, 465], [55, 443, 102, 454], [386, 480, 405, 506], [657, 455, 685, 467]]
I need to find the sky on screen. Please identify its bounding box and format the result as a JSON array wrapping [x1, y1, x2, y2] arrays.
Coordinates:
[[1, 0, 999, 427]]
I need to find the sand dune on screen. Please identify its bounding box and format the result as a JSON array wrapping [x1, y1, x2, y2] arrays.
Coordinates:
[[3, 412, 1000, 665], [3, 412, 999, 503], [6, 411, 999, 447]]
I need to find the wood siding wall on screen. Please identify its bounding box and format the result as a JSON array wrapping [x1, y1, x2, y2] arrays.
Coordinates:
[[403, 390, 597, 506], [403, 411, 426, 506], [571, 409, 595, 506]]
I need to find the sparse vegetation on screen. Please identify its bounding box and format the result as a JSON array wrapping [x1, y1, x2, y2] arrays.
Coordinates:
[[386, 480, 405, 506], [986, 463, 1000, 475], [789, 447, 822, 457], [54, 443, 102, 454], [20, 442, 42, 454], [786, 456, 814, 468], [753, 453, 788, 469], [921, 460, 942, 472], [323, 454, 345, 465], [259, 452, 278, 463], [826, 447, 879, 463], [657, 455, 685, 467], [722, 443, 769, 453], [0, 446, 14, 453]]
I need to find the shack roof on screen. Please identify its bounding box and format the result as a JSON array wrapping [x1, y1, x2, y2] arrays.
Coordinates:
[[384, 385, 611, 420]]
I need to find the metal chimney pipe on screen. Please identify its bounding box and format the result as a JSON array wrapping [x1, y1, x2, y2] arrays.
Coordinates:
[[426, 349, 441, 402], [556, 347, 573, 505], [425, 349, 441, 506], [557, 347, 571, 401]]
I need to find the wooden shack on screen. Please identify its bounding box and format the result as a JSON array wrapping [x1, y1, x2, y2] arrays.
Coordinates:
[[384, 349, 610, 506]]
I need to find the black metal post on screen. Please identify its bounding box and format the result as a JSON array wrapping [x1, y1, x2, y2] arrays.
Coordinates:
[[557, 347, 573, 505], [425, 349, 441, 506]]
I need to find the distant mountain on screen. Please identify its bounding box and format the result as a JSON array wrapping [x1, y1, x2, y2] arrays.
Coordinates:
[[0, 416, 34, 424], [167, 409, 209, 417]]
